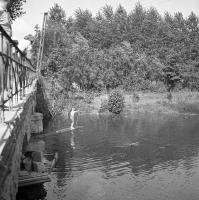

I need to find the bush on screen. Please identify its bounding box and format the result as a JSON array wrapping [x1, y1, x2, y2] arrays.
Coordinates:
[[108, 90, 125, 114]]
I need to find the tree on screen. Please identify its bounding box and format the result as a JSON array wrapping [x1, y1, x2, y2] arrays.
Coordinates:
[[8, 0, 26, 20], [73, 9, 93, 40], [24, 34, 35, 44], [112, 5, 128, 43], [128, 3, 146, 51], [49, 3, 66, 24], [30, 3, 199, 92]]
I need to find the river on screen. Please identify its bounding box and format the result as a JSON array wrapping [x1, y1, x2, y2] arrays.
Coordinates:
[[20, 112, 199, 200]]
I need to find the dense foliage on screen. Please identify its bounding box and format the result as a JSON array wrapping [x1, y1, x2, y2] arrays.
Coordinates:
[[31, 3, 199, 92], [8, 0, 26, 20], [108, 90, 125, 114]]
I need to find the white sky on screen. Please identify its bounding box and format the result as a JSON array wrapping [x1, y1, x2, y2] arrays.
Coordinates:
[[12, 0, 199, 49]]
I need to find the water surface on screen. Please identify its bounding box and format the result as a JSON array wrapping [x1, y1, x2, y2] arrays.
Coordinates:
[[43, 112, 199, 200]]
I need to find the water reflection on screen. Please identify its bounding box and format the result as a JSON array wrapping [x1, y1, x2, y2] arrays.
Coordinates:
[[43, 113, 199, 200], [17, 184, 47, 200], [70, 131, 75, 150]]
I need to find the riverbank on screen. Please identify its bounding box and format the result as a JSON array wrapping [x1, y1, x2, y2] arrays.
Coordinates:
[[92, 91, 199, 115], [42, 77, 199, 116], [58, 90, 199, 116]]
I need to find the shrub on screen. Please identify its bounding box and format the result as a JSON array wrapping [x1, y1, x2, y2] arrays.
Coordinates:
[[108, 90, 125, 114], [51, 93, 67, 115]]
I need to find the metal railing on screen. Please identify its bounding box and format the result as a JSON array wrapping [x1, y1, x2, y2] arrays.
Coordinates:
[[0, 25, 36, 123]]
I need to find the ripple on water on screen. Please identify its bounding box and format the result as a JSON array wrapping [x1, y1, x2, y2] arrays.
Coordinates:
[[42, 113, 199, 200]]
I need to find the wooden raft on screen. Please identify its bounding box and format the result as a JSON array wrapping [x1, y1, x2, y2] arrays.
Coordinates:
[[18, 171, 50, 187]]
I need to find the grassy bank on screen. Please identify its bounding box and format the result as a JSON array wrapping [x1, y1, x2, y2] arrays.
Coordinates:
[[75, 91, 199, 115], [62, 91, 199, 116], [43, 79, 199, 116], [124, 92, 199, 114]]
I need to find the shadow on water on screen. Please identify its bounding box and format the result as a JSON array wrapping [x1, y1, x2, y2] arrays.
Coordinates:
[[26, 112, 199, 200], [16, 184, 47, 200]]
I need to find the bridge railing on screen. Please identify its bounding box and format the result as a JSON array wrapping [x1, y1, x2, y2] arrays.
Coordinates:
[[0, 25, 36, 123]]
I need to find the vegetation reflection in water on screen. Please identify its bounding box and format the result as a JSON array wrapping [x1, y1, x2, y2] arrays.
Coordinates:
[[36, 113, 199, 200]]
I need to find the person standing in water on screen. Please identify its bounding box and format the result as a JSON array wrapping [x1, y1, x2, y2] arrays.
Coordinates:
[[68, 107, 79, 130]]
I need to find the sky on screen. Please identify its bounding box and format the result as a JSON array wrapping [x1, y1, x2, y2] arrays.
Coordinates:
[[12, 0, 199, 49]]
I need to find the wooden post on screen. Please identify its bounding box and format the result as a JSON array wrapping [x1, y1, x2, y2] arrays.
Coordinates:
[[37, 12, 48, 78]]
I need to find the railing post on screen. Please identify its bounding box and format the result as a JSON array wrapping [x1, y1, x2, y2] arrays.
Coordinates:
[[22, 58, 26, 97], [19, 55, 22, 100], [9, 44, 13, 111], [0, 32, 5, 123], [13, 49, 18, 105], [0, 25, 36, 124], [16, 51, 19, 104], [7, 42, 12, 111]]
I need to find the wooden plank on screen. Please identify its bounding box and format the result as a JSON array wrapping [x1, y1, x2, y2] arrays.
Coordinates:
[[18, 171, 50, 187], [19, 177, 50, 187], [34, 126, 84, 138], [56, 126, 84, 134]]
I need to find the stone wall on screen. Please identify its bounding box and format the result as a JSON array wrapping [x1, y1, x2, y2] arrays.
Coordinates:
[[0, 80, 52, 200], [0, 92, 35, 200]]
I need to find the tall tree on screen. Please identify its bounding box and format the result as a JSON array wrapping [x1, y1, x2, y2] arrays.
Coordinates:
[[49, 3, 66, 24], [73, 9, 93, 40], [8, 0, 26, 20]]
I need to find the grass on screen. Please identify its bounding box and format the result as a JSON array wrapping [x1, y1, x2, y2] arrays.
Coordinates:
[[172, 102, 199, 114], [95, 91, 199, 115], [165, 92, 199, 114], [43, 77, 199, 116]]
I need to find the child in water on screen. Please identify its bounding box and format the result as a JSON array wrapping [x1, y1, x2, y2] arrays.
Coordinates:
[[68, 107, 79, 130]]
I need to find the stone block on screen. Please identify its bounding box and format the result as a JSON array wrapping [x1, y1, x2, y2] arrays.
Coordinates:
[[31, 113, 43, 134], [23, 158, 32, 172], [32, 161, 45, 173]]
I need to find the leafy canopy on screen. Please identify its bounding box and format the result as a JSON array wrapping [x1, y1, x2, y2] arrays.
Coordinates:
[[8, 0, 26, 20]]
